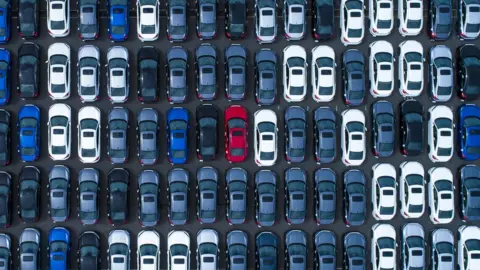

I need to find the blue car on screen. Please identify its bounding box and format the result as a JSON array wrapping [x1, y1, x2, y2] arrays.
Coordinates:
[[0, 0, 10, 43], [107, 0, 129, 41], [48, 227, 70, 270], [0, 48, 10, 104], [459, 104, 480, 160], [18, 104, 40, 162], [167, 107, 188, 164]]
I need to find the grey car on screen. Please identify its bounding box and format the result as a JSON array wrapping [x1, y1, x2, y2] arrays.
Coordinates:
[[107, 107, 129, 164], [167, 0, 188, 41], [225, 44, 247, 100], [285, 106, 307, 163], [255, 49, 277, 105], [284, 167, 306, 224], [255, 169, 277, 227], [285, 230, 307, 270], [314, 230, 336, 270], [314, 168, 336, 224], [19, 228, 40, 270], [226, 167, 248, 225], [314, 107, 336, 164], [284, 0, 306, 40], [137, 108, 159, 165], [77, 45, 100, 102], [402, 223, 425, 270], [137, 170, 159, 227], [168, 168, 189, 225], [429, 45, 453, 102], [0, 234, 10, 270], [197, 166, 218, 224], [166, 46, 188, 103], [343, 49, 366, 106], [226, 230, 248, 270], [430, 228, 454, 270], [48, 165, 70, 223], [255, 0, 277, 43], [372, 101, 395, 157], [77, 168, 99, 225], [196, 44, 217, 100], [78, 0, 99, 40], [343, 232, 366, 270], [460, 165, 480, 221], [343, 169, 366, 226], [196, 0, 217, 39]]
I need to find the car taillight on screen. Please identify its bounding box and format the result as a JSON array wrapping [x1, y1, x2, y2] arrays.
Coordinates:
[[95, 33, 99, 39], [226, 32, 231, 38], [372, 28, 377, 33], [402, 148, 407, 155], [460, 32, 468, 38], [432, 94, 438, 100], [313, 33, 320, 39], [19, 32, 23, 37], [402, 89, 408, 95], [430, 32, 436, 38], [403, 211, 409, 217], [256, 35, 262, 42], [344, 159, 350, 164], [374, 149, 379, 156], [138, 95, 144, 102], [343, 37, 349, 43], [402, 28, 407, 33], [285, 95, 291, 100], [345, 99, 351, 105], [464, 216, 469, 221], [432, 155, 438, 160], [285, 217, 291, 224], [285, 33, 291, 39], [460, 92, 467, 99], [108, 34, 112, 39], [79, 33, 83, 39], [373, 90, 378, 95], [33, 32, 38, 37], [433, 217, 439, 223]]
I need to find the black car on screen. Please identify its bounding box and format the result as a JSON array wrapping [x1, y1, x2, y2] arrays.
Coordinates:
[[428, 0, 452, 40], [18, 0, 39, 38], [458, 44, 480, 100], [78, 231, 100, 270], [18, 43, 39, 99], [225, 0, 247, 39], [137, 46, 159, 103], [312, 0, 334, 40], [400, 100, 424, 156], [107, 168, 129, 225], [372, 101, 395, 157], [196, 104, 218, 161], [0, 110, 10, 166], [18, 166, 40, 223], [343, 169, 366, 227], [0, 171, 11, 228], [342, 49, 366, 106]]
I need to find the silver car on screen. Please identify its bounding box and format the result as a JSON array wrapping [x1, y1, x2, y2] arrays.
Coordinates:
[[19, 228, 40, 270], [197, 229, 219, 270], [429, 45, 453, 102], [168, 168, 189, 225], [78, 0, 99, 40], [107, 46, 129, 103], [283, 0, 306, 40], [78, 45, 100, 102], [401, 223, 425, 270], [255, 0, 277, 43], [137, 108, 159, 165], [137, 170, 159, 227], [0, 234, 10, 270], [108, 230, 130, 270], [48, 165, 70, 223], [77, 168, 99, 225], [197, 167, 218, 224], [107, 107, 129, 164], [430, 228, 454, 269]]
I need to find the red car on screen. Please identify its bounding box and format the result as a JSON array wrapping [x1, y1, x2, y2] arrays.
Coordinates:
[[225, 105, 248, 163]]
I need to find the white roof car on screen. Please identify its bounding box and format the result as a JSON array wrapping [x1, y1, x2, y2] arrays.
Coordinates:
[[108, 230, 130, 270], [341, 109, 366, 166], [369, 0, 394, 36], [340, 0, 365, 46], [254, 109, 278, 167], [428, 105, 454, 162], [371, 224, 397, 270], [137, 230, 160, 270], [458, 0, 480, 40], [197, 229, 219, 270], [168, 230, 190, 270], [428, 167, 454, 224], [399, 161, 425, 219], [458, 225, 480, 270], [107, 46, 129, 103], [136, 0, 160, 41], [47, 43, 71, 100], [48, 103, 71, 161], [255, 1, 277, 43], [398, 0, 423, 36], [311, 46, 336, 102], [369, 41, 394, 97], [78, 106, 101, 163], [47, 0, 70, 37], [398, 40, 424, 97], [283, 45, 307, 102], [78, 45, 100, 102], [372, 163, 397, 221]]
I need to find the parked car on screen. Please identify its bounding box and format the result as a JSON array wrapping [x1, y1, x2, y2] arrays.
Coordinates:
[[225, 167, 247, 224], [314, 230, 336, 269], [48, 165, 70, 223], [458, 104, 480, 160], [136, 0, 160, 41], [137, 230, 160, 269], [399, 40, 424, 97], [343, 232, 366, 269], [195, 44, 217, 100], [225, 0, 247, 39], [255, 0, 277, 43], [428, 105, 454, 162], [137, 170, 159, 226], [226, 230, 248, 269], [255, 49, 277, 105], [340, 0, 365, 45], [401, 223, 426, 269], [371, 224, 397, 270], [372, 101, 395, 157], [314, 107, 336, 163], [285, 107, 306, 163], [399, 161, 425, 218], [255, 232, 277, 269], [18, 104, 40, 162], [457, 0, 480, 39], [312, 0, 335, 40], [77, 168, 99, 225], [430, 228, 454, 269], [167, 230, 190, 269], [18, 43, 40, 99], [255, 170, 276, 227], [429, 45, 453, 102], [371, 163, 397, 220], [284, 168, 306, 224], [428, 167, 454, 224], [428, 0, 452, 40], [78, 0, 99, 40], [225, 44, 247, 100], [342, 49, 365, 105], [47, 43, 70, 100], [78, 231, 100, 270], [0, 49, 9, 105], [369, 0, 393, 36], [167, 168, 189, 225], [196, 104, 218, 161], [458, 44, 480, 100], [224, 105, 248, 163], [107, 46, 129, 103], [369, 41, 394, 97], [47, 0, 70, 37], [398, 0, 423, 36], [18, 0, 39, 38], [314, 168, 336, 224], [48, 104, 71, 161], [107, 168, 129, 225], [107, 0, 129, 41], [343, 169, 366, 226], [196, 0, 217, 39], [48, 227, 70, 270], [460, 165, 480, 221], [284, 0, 306, 40], [197, 229, 219, 269], [254, 109, 278, 166], [166, 0, 188, 42], [78, 106, 101, 163], [0, 172, 11, 228], [341, 109, 366, 166], [167, 107, 189, 164], [400, 100, 424, 156], [311, 45, 336, 102], [196, 167, 218, 224], [0, 110, 9, 165], [137, 108, 159, 165], [137, 46, 159, 102], [107, 230, 130, 269], [107, 107, 129, 164], [458, 225, 480, 270], [284, 230, 307, 269], [18, 166, 40, 223], [283, 45, 307, 102], [19, 228, 41, 269], [77, 45, 100, 102], [166, 46, 188, 103]]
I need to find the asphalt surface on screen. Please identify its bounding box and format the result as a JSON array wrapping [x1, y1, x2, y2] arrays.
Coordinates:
[[0, 0, 479, 269]]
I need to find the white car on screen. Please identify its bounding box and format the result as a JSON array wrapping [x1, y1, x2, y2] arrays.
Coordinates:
[[136, 0, 160, 41], [372, 163, 397, 221], [137, 230, 160, 270], [78, 45, 100, 102], [197, 229, 219, 270], [340, 0, 365, 46], [107, 46, 129, 103], [398, 0, 423, 36], [428, 167, 454, 224], [108, 230, 130, 270], [47, 103, 71, 161], [47, 0, 70, 37], [369, 0, 393, 36], [311, 46, 336, 102], [399, 161, 425, 219], [341, 109, 366, 166], [458, 225, 480, 270], [47, 43, 71, 100], [78, 106, 101, 163], [254, 109, 278, 167], [369, 41, 394, 97], [283, 45, 307, 102], [168, 230, 190, 270], [398, 40, 424, 97], [428, 105, 454, 163], [371, 224, 397, 270]]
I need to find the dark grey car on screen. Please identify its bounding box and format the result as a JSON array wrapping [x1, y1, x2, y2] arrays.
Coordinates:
[[284, 167, 306, 224], [255, 170, 276, 227], [107, 107, 129, 164], [19, 228, 40, 270], [137, 108, 159, 165], [137, 170, 159, 227], [429, 45, 453, 102], [197, 166, 218, 224], [343, 232, 366, 270], [48, 165, 70, 223], [314, 230, 336, 270], [196, 0, 217, 39], [168, 168, 189, 225], [285, 106, 307, 163], [343, 169, 366, 227], [460, 164, 480, 221], [285, 230, 307, 270], [255, 49, 277, 105], [314, 168, 336, 224], [314, 107, 336, 164], [166, 46, 188, 103], [167, 0, 188, 41], [78, 0, 99, 40], [226, 167, 247, 225], [77, 168, 99, 225], [372, 101, 395, 157], [196, 44, 217, 100], [342, 49, 366, 106], [256, 232, 278, 270], [225, 44, 247, 100], [226, 230, 248, 270]]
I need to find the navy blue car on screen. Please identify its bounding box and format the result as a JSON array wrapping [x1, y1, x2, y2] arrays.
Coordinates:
[[107, 0, 129, 41]]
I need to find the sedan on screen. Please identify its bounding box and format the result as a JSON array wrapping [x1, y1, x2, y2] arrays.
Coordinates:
[[255, 232, 277, 269], [196, 0, 217, 39], [167, 168, 189, 225], [167, 107, 188, 164], [431, 228, 454, 269], [47, 0, 70, 37], [460, 165, 480, 221], [48, 103, 71, 161], [137, 170, 159, 226], [255, 49, 277, 105], [283, 0, 306, 40], [399, 161, 425, 218], [47, 43, 70, 100], [107, 0, 129, 41], [136, 0, 160, 41], [285, 106, 306, 163], [18, 104, 40, 162], [107, 107, 129, 164], [401, 223, 426, 270], [311, 45, 335, 102], [285, 168, 306, 224], [78, 0, 99, 40], [0, 110, 9, 166], [369, 40, 394, 97], [314, 230, 336, 269], [343, 169, 366, 226], [226, 230, 248, 269], [428, 105, 454, 162], [78, 231, 100, 270], [225, 44, 247, 100], [137, 230, 160, 269], [371, 163, 397, 221], [196, 167, 218, 224], [107, 168, 129, 225], [343, 232, 367, 269], [18, 0, 39, 38], [398, 0, 423, 36], [314, 107, 336, 163], [340, 0, 365, 45], [225, 167, 247, 224], [18, 166, 40, 223], [342, 49, 365, 105], [107, 46, 129, 103], [196, 104, 218, 161], [254, 109, 278, 166], [77, 45, 100, 102], [312, 0, 335, 40], [369, 0, 393, 36], [428, 0, 452, 40], [137, 108, 159, 165], [458, 225, 480, 270], [371, 224, 397, 270], [458, 44, 480, 100], [458, 104, 480, 160], [48, 165, 70, 223], [457, 0, 480, 40], [341, 109, 366, 166], [224, 105, 248, 163], [428, 167, 454, 224], [19, 228, 41, 269], [18, 43, 40, 99], [166, 0, 188, 42], [77, 168, 99, 225], [0, 49, 9, 105], [372, 101, 395, 157], [166, 46, 188, 103], [314, 168, 336, 224], [399, 40, 424, 97], [285, 230, 307, 269], [255, 0, 277, 43], [137, 46, 159, 102], [195, 43, 217, 100], [429, 45, 453, 102], [167, 230, 190, 269], [0, 172, 10, 228], [225, 0, 247, 39], [255, 170, 276, 227], [400, 100, 424, 156], [283, 45, 307, 102], [48, 227, 70, 270], [78, 106, 101, 163], [197, 229, 219, 269], [107, 230, 130, 269]]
